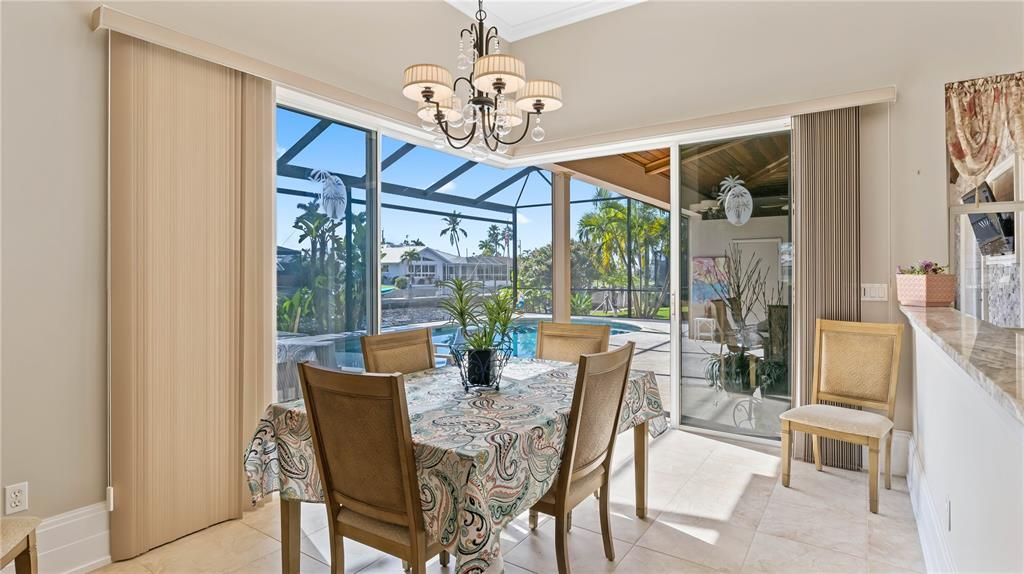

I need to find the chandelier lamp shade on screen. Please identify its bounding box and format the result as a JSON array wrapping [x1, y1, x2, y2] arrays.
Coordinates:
[[400, 0, 563, 158]]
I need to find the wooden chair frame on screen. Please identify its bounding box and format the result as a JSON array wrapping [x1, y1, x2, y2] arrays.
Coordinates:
[[298, 363, 447, 573], [529, 342, 635, 574], [781, 319, 904, 513], [360, 328, 440, 375], [536, 321, 611, 364]]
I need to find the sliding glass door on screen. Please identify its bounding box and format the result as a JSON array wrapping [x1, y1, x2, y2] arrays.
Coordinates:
[[274, 106, 376, 400], [674, 131, 792, 440]]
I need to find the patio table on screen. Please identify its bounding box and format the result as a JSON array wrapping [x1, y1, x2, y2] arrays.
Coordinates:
[[244, 357, 667, 574]]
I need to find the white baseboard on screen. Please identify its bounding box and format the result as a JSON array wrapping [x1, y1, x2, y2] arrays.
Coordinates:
[[891, 429, 911, 477], [908, 435, 956, 573], [1, 502, 111, 574]]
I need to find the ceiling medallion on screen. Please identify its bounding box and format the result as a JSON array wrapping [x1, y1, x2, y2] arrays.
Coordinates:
[[401, 0, 563, 160]]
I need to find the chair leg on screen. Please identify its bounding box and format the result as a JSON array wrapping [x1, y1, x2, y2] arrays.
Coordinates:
[[780, 420, 792, 487], [440, 550, 450, 567], [598, 482, 615, 561], [13, 531, 37, 574], [868, 438, 880, 514], [567, 510, 572, 532], [529, 509, 539, 530], [885, 432, 893, 490], [555, 514, 570, 574], [328, 524, 343, 574], [812, 434, 823, 471]]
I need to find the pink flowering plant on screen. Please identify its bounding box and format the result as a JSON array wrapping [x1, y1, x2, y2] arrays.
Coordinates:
[[896, 260, 948, 275]]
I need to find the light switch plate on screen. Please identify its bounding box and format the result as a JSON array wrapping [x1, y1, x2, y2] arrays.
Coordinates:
[[861, 283, 888, 302]]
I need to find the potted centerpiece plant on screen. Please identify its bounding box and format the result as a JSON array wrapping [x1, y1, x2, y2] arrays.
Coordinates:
[[439, 278, 518, 391], [895, 260, 955, 307]]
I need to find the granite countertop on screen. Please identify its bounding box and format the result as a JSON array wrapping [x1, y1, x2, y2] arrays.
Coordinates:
[[902, 306, 1024, 425]]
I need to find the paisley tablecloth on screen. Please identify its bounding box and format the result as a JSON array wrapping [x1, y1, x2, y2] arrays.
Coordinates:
[[244, 358, 667, 573]]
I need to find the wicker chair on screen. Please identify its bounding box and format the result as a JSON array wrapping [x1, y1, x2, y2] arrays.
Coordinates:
[[298, 363, 448, 573], [360, 328, 438, 375], [529, 342, 635, 574], [779, 319, 904, 513], [535, 321, 610, 364]]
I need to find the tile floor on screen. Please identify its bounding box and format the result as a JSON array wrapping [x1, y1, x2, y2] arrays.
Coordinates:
[[95, 430, 924, 573]]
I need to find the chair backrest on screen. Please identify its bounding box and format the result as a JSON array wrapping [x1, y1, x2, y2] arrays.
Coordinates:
[[297, 363, 423, 533], [812, 319, 904, 418], [361, 328, 435, 374], [535, 321, 610, 364], [558, 342, 635, 489]]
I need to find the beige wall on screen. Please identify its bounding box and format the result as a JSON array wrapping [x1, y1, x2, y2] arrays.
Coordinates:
[[2, 0, 1022, 519], [2, 1, 108, 518]]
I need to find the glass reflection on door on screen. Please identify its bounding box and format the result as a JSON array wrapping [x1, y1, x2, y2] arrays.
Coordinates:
[[677, 131, 792, 440]]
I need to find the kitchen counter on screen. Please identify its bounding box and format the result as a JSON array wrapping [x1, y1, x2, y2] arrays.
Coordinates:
[[901, 306, 1024, 425]]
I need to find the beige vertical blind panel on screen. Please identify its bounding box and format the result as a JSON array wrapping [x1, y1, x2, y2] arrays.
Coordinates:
[[109, 32, 273, 560], [791, 107, 862, 469]]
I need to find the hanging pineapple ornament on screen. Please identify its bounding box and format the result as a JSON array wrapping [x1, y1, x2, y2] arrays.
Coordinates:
[[309, 169, 347, 220], [718, 175, 753, 226]]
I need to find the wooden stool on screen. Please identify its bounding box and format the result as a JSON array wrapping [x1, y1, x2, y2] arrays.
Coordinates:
[[1, 516, 40, 574]]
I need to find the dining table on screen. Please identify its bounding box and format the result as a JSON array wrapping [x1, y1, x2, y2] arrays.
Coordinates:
[[244, 357, 668, 574]]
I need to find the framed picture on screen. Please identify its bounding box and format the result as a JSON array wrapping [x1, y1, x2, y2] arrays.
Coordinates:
[[692, 255, 724, 308]]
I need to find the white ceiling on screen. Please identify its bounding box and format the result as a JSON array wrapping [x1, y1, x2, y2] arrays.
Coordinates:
[[445, 0, 645, 41]]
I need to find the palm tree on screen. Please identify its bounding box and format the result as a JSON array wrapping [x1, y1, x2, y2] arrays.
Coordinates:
[[440, 211, 468, 257], [501, 226, 512, 256], [400, 248, 421, 298], [477, 238, 497, 256], [486, 225, 503, 255]]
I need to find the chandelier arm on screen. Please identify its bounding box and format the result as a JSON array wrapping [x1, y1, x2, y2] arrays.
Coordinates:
[[493, 112, 539, 146], [453, 76, 474, 94], [438, 123, 475, 143], [443, 123, 478, 150], [484, 26, 499, 54]]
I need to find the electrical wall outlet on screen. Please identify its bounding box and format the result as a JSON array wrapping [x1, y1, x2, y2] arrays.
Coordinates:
[[5, 482, 28, 514]]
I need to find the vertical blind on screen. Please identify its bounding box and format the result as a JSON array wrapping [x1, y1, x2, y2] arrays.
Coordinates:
[[108, 32, 273, 559], [791, 107, 862, 468]]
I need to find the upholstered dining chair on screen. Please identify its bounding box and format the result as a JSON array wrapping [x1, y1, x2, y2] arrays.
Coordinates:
[[361, 328, 438, 375], [297, 363, 448, 574], [779, 319, 904, 514], [535, 321, 611, 364], [529, 342, 635, 574]]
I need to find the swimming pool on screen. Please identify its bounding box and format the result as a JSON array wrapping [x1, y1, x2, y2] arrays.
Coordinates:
[[331, 318, 642, 369]]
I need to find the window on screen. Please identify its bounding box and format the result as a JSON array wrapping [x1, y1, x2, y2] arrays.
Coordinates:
[[378, 135, 551, 355], [274, 106, 375, 400]]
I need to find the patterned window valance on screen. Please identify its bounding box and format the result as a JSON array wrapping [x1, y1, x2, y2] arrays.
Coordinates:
[[945, 71, 1024, 189]]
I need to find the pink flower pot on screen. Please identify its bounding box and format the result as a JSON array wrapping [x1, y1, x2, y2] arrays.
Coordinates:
[[895, 274, 956, 307]]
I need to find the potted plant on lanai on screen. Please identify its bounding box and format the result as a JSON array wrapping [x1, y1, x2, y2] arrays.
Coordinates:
[[895, 260, 955, 307], [439, 278, 518, 391]]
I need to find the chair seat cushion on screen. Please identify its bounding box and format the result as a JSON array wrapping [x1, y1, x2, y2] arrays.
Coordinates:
[[337, 508, 410, 546], [780, 404, 893, 438]]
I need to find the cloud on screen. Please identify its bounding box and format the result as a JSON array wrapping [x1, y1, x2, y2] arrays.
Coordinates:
[[517, 212, 531, 225], [438, 182, 457, 194]]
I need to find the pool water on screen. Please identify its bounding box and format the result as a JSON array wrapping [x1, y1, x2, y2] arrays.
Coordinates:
[[335, 318, 641, 369]]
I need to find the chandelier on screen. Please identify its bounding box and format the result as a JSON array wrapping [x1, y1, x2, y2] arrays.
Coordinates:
[[401, 0, 563, 160]]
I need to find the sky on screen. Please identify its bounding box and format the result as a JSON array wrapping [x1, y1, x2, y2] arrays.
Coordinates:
[[275, 106, 616, 255]]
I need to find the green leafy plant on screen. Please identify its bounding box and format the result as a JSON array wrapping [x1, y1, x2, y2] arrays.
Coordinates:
[[571, 292, 593, 315], [440, 279, 518, 350], [277, 287, 313, 333], [896, 260, 947, 275]]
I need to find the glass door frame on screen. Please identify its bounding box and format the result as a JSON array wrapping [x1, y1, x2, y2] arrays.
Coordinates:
[[667, 121, 793, 440]]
